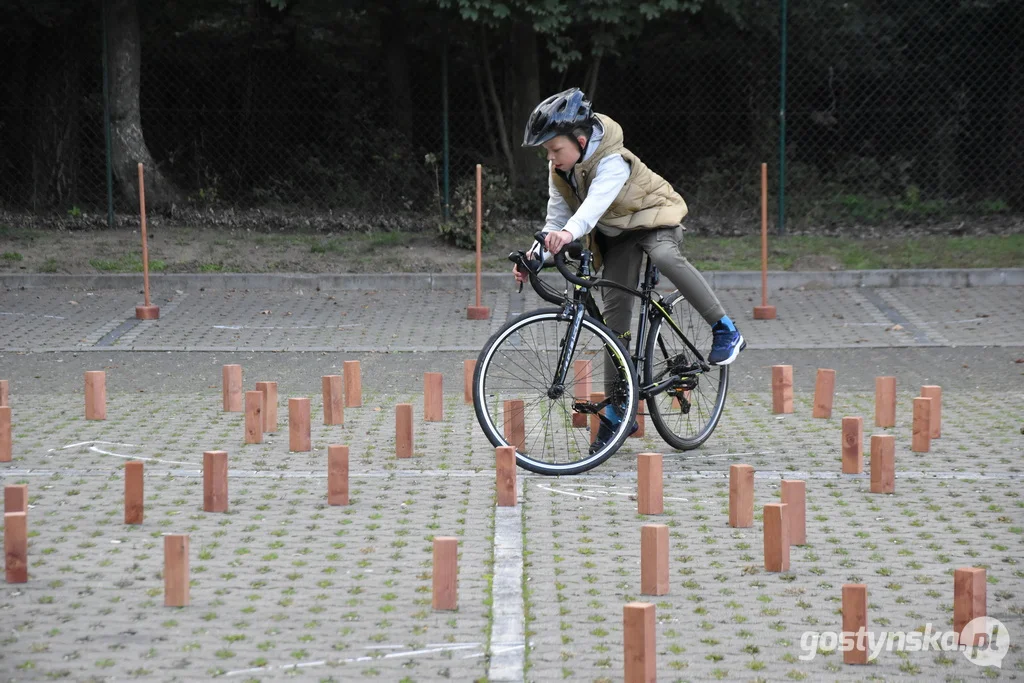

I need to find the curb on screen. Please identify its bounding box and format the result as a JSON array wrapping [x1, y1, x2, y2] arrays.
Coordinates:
[[1, 268, 1022, 292]]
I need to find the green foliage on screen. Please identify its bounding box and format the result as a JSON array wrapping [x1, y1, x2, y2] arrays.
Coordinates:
[[1, 251, 23, 261], [437, 170, 514, 249]]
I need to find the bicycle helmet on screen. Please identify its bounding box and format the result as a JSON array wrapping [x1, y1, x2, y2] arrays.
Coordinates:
[[522, 88, 594, 147]]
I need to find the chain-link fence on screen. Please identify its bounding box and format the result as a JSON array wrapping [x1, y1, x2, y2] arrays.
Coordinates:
[[1, 0, 1021, 235]]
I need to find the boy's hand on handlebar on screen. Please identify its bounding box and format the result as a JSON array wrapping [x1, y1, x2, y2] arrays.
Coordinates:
[[544, 230, 574, 255], [513, 263, 528, 284]]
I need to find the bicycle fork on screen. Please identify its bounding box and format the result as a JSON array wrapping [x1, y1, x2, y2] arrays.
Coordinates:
[[550, 303, 621, 428]]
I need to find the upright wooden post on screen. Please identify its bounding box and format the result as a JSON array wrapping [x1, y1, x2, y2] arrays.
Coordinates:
[[203, 451, 228, 512], [396, 403, 413, 458], [0, 406, 10, 463], [222, 365, 242, 412], [4, 511, 27, 583], [464, 360, 476, 404], [327, 445, 349, 506], [4, 485, 27, 514], [289, 398, 312, 452], [503, 400, 526, 452], [954, 567, 987, 646], [0, 379, 8, 407], [771, 365, 793, 414], [85, 371, 106, 420], [763, 503, 790, 571], [780, 480, 805, 546], [432, 536, 458, 610], [572, 360, 592, 428], [343, 360, 362, 407], [424, 372, 443, 422], [630, 412, 645, 438], [135, 163, 160, 320], [841, 416, 864, 474], [754, 162, 777, 320], [623, 602, 656, 683], [322, 375, 344, 426], [729, 464, 754, 527], [842, 584, 869, 664], [496, 446, 516, 507], [912, 396, 932, 452], [869, 434, 896, 493], [255, 381, 278, 432], [640, 524, 669, 596], [164, 534, 190, 607], [589, 391, 605, 441], [920, 385, 942, 438], [637, 453, 663, 515], [467, 164, 490, 320], [812, 368, 836, 418], [244, 391, 264, 444], [124, 462, 144, 524], [874, 376, 896, 428]]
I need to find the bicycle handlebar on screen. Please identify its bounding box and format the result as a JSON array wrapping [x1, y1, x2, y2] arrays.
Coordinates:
[[532, 231, 594, 289]]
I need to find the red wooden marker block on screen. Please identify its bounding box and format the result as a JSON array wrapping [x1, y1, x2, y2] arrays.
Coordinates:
[[289, 398, 312, 452], [244, 391, 264, 444], [222, 365, 242, 412], [729, 464, 754, 528], [812, 368, 836, 418], [467, 306, 490, 320], [255, 381, 278, 432], [503, 400, 526, 452], [424, 372, 443, 422], [920, 385, 942, 438], [841, 416, 864, 474], [771, 365, 793, 414], [870, 434, 895, 493], [4, 511, 27, 583], [0, 379, 8, 407], [432, 536, 458, 610], [572, 360, 592, 428], [589, 391, 605, 441], [4, 485, 27, 514], [343, 361, 362, 408], [496, 446, 516, 507], [630, 412, 645, 438], [875, 376, 896, 428], [954, 567, 987, 646], [0, 406, 11, 463], [780, 480, 806, 546], [640, 524, 669, 596], [85, 371, 106, 420], [164, 534, 190, 607], [637, 453, 663, 515], [203, 450, 228, 512], [322, 375, 344, 426], [464, 360, 476, 404], [124, 462, 144, 524], [763, 503, 790, 572], [327, 445, 349, 506], [912, 396, 932, 452], [623, 602, 656, 683], [842, 584, 869, 664], [396, 403, 413, 458]]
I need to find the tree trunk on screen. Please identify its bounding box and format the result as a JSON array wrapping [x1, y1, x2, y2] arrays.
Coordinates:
[[480, 28, 516, 183], [381, 0, 414, 141], [106, 0, 180, 210], [509, 21, 542, 189]]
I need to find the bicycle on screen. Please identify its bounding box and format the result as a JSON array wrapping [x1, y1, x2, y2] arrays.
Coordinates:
[[472, 231, 731, 475]]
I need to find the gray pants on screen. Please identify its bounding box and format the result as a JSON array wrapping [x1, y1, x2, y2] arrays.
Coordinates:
[[599, 226, 726, 393]]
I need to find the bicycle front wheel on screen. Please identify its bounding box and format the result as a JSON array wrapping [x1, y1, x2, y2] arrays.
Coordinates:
[[474, 308, 637, 475], [644, 291, 729, 450]]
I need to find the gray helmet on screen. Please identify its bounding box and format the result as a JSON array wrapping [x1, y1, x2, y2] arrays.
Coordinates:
[[522, 88, 594, 147]]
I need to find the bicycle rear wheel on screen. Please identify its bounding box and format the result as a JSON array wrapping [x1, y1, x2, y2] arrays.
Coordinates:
[[474, 308, 637, 475], [644, 291, 729, 450]]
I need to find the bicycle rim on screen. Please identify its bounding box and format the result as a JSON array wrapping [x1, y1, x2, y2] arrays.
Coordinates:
[[474, 309, 637, 475]]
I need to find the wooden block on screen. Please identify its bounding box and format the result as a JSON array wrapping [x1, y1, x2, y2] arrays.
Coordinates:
[[4, 485, 27, 514], [640, 524, 669, 596], [729, 464, 754, 527], [463, 360, 475, 404], [327, 445, 349, 506], [135, 304, 159, 320], [289, 398, 312, 452], [842, 584, 869, 664], [496, 446, 516, 507], [343, 360, 362, 408], [637, 453, 663, 515], [623, 602, 656, 683], [203, 450, 228, 512], [396, 403, 413, 458], [630, 412, 645, 438], [0, 406, 10, 463], [85, 370, 106, 420], [503, 400, 526, 452], [432, 536, 458, 610], [0, 379, 8, 407], [912, 396, 931, 452], [920, 385, 942, 438], [424, 372, 443, 422], [164, 534, 190, 607], [255, 381, 278, 432], [874, 376, 896, 427], [124, 462, 144, 524], [771, 365, 793, 414], [753, 305, 777, 320], [572, 360, 592, 428], [812, 368, 836, 418], [322, 375, 344, 426], [222, 364, 242, 412], [841, 416, 864, 474], [244, 391, 264, 444], [763, 503, 790, 572], [780, 480, 806, 546], [589, 391, 605, 441], [4, 511, 27, 583], [466, 305, 490, 320], [869, 434, 895, 493], [954, 567, 987, 646]]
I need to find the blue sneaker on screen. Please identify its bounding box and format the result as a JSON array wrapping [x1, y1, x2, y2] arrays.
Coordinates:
[[589, 403, 639, 455], [709, 316, 746, 366]]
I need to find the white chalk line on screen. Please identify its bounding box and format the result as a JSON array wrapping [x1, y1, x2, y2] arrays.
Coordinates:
[[212, 324, 362, 330], [0, 311, 66, 319], [224, 643, 482, 677], [47, 440, 195, 466]]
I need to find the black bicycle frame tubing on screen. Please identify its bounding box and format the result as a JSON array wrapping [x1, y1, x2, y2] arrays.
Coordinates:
[[650, 298, 707, 362], [552, 302, 586, 390]]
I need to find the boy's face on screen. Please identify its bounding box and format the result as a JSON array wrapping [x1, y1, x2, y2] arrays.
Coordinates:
[[542, 135, 586, 172]]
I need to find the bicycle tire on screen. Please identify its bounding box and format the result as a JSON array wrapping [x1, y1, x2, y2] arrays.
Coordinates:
[[474, 307, 638, 475], [643, 291, 729, 450]]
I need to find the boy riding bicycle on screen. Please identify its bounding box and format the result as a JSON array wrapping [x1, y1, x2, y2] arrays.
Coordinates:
[[513, 87, 745, 452]]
